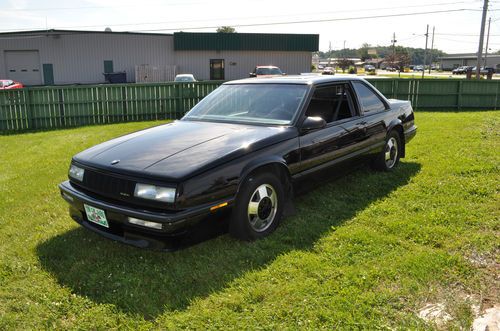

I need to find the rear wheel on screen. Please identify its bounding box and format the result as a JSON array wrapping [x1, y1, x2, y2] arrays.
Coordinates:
[[373, 130, 402, 171], [229, 172, 284, 240]]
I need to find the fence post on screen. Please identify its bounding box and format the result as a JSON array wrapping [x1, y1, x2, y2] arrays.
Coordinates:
[[457, 80, 463, 110], [25, 89, 34, 130], [495, 81, 499, 111], [121, 86, 128, 122], [58, 89, 66, 127]]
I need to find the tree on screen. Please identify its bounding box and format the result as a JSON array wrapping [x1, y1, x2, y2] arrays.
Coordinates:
[[385, 47, 411, 76], [337, 58, 354, 73], [216, 26, 236, 33], [358, 43, 371, 61]]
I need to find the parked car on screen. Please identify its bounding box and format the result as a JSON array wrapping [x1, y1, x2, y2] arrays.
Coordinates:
[[250, 66, 285, 78], [0, 79, 23, 89], [452, 66, 472, 75], [322, 67, 335, 75], [364, 65, 376, 73], [174, 74, 197, 82], [413, 65, 424, 72], [471, 66, 495, 75], [59, 76, 417, 249], [385, 67, 397, 72]]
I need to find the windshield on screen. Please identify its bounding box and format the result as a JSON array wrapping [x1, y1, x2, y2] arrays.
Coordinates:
[[182, 84, 308, 125], [175, 76, 195, 82], [256, 67, 283, 75]]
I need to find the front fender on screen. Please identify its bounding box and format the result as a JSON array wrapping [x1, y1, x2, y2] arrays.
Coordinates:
[[237, 155, 290, 194]]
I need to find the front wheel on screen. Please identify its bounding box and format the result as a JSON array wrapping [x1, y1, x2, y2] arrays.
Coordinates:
[[229, 172, 285, 241], [373, 131, 402, 171]]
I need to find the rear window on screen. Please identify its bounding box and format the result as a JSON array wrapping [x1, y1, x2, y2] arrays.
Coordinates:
[[256, 67, 282, 75], [352, 81, 386, 114]]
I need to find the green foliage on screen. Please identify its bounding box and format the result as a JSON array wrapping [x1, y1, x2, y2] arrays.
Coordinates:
[[318, 45, 446, 65], [0, 112, 498, 329], [216, 26, 236, 33]]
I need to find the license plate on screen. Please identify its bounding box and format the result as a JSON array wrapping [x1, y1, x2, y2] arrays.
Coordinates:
[[84, 204, 109, 228]]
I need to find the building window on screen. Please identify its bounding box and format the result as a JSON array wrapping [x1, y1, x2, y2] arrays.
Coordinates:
[[210, 59, 224, 80], [104, 60, 114, 73]]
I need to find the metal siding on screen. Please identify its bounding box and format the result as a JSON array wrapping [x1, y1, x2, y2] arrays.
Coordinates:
[[0, 32, 175, 85], [174, 32, 319, 51], [175, 50, 312, 81]]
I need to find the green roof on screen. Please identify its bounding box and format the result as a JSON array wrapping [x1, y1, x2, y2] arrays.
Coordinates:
[[174, 32, 319, 52]]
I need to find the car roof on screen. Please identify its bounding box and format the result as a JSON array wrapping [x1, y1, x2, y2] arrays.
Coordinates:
[[225, 75, 370, 85], [176, 74, 194, 77]]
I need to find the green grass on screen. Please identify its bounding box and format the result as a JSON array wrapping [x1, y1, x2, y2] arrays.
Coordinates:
[[0, 112, 498, 329]]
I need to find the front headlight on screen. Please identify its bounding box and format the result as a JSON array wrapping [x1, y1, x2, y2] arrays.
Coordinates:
[[69, 164, 85, 181], [134, 183, 176, 203]]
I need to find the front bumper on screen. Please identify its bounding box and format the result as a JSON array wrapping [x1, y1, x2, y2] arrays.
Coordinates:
[[59, 180, 232, 249]]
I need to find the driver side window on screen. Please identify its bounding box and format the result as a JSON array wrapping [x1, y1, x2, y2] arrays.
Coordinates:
[[304, 84, 356, 123]]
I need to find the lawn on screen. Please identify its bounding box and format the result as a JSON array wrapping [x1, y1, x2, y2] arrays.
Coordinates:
[[0, 112, 498, 329]]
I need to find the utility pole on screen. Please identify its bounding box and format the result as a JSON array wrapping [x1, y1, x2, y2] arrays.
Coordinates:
[[484, 17, 491, 67], [391, 32, 399, 77], [391, 32, 397, 56], [476, 0, 489, 80], [328, 41, 332, 66], [429, 26, 435, 74], [422, 24, 429, 79]]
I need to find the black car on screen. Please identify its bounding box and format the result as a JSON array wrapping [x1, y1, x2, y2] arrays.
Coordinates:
[[59, 76, 417, 248]]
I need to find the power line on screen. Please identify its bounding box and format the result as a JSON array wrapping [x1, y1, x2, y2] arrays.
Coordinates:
[[435, 32, 500, 36], [0, 2, 481, 32], [133, 8, 477, 32], [1, 0, 478, 12]]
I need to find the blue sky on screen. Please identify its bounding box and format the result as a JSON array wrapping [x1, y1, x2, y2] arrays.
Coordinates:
[[1, 0, 499, 53]]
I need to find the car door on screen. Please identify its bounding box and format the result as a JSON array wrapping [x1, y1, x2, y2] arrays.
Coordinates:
[[297, 83, 367, 174], [351, 81, 389, 155]]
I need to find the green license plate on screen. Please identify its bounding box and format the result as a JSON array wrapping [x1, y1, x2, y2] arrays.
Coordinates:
[[84, 204, 109, 228]]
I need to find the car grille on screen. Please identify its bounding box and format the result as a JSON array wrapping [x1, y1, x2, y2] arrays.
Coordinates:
[[82, 169, 136, 199], [70, 166, 176, 211]]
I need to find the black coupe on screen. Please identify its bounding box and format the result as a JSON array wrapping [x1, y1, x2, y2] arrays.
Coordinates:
[[59, 76, 416, 248]]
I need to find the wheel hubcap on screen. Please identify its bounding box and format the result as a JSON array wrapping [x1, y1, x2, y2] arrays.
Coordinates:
[[385, 137, 398, 168], [247, 184, 277, 232]]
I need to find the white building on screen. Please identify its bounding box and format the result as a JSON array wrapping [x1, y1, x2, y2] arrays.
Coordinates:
[[439, 53, 500, 71], [0, 30, 319, 85]]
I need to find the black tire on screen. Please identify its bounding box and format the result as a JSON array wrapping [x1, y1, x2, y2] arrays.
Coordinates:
[[229, 172, 285, 241], [372, 130, 402, 171]]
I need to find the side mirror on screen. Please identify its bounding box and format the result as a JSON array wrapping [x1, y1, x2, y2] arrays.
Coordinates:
[[282, 72, 287, 76], [249, 73, 257, 77], [301, 116, 326, 133]]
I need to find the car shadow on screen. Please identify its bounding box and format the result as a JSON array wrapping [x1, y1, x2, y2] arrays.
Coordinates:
[[36, 161, 421, 320]]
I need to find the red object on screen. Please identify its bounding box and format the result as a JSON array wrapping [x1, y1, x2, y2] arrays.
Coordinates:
[[0, 80, 24, 89]]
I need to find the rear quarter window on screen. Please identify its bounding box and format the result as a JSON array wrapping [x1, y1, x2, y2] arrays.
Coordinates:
[[352, 81, 387, 114]]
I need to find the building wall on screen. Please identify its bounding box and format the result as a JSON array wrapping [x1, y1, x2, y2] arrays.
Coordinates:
[[0, 32, 314, 85], [0, 32, 175, 85], [175, 50, 312, 81], [440, 55, 500, 71]]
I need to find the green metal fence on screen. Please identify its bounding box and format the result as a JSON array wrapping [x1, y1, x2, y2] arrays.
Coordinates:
[[367, 79, 500, 110], [0, 82, 221, 133], [1, 79, 499, 134]]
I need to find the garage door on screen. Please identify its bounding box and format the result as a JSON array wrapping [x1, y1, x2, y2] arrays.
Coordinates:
[[5, 50, 42, 86]]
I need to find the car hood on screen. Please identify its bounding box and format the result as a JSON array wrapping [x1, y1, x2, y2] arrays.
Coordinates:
[[74, 120, 296, 181]]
